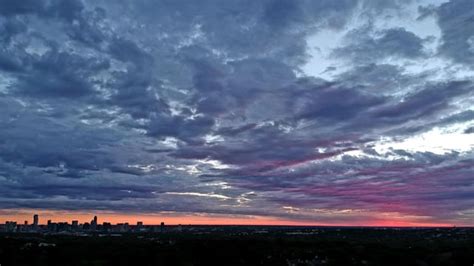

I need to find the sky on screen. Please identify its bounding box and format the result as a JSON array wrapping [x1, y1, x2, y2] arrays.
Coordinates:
[[0, 0, 473, 226]]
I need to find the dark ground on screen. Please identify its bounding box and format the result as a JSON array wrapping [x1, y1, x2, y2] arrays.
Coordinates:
[[0, 226, 473, 266]]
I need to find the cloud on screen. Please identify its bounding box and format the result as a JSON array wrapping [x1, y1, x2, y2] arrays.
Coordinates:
[[13, 50, 110, 98], [0, 0, 472, 225], [0, 0, 45, 16], [369, 80, 472, 122], [437, 0, 474, 65], [333, 27, 426, 64]]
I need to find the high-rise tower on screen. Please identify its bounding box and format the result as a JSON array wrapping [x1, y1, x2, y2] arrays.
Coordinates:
[[33, 214, 39, 227]]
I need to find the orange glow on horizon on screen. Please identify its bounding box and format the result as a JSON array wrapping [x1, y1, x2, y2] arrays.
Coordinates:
[[0, 209, 460, 227], [0, 210, 314, 226]]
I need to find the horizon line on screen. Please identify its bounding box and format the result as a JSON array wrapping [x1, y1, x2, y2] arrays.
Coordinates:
[[1, 209, 471, 227], [1, 221, 468, 228]]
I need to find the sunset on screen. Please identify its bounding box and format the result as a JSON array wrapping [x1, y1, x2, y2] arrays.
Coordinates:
[[0, 209, 456, 227], [0, 0, 473, 264]]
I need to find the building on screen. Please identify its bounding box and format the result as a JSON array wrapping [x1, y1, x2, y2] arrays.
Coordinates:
[[136, 221, 144, 232], [6, 221, 17, 232], [72, 220, 79, 231], [91, 216, 98, 230], [160, 222, 165, 233], [102, 222, 112, 232], [33, 214, 39, 227]]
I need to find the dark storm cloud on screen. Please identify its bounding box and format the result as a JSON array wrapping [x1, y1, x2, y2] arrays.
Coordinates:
[[0, 0, 473, 225], [0, 17, 27, 44], [333, 27, 426, 64], [14, 50, 110, 98], [0, 49, 24, 73], [0, 0, 85, 24], [188, 58, 297, 118], [0, 99, 118, 172], [391, 110, 474, 136], [290, 80, 385, 121], [439, 110, 474, 125], [5, 0, 109, 50], [337, 64, 406, 88], [369, 80, 472, 122], [108, 38, 151, 67], [0, 0, 45, 16], [363, 0, 414, 11], [147, 114, 215, 141], [436, 0, 474, 65]]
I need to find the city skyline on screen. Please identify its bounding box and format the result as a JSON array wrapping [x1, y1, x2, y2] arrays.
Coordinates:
[[0, 211, 459, 227], [0, 213, 170, 234], [0, 0, 473, 226]]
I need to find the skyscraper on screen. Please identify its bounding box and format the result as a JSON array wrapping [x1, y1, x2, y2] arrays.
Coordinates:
[[90, 215, 98, 230], [91, 216, 98, 226], [33, 214, 39, 227]]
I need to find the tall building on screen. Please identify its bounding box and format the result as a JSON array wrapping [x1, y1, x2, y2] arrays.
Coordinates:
[[136, 221, 144, 232], [33, 214, 39, 227], [90, 215, 98, 230], [6, 221, 17, 232], [160, 222, 165, 233]]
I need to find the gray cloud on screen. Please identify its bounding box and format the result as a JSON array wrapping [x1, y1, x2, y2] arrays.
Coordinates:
[[0, 0, 472, 225], [333, 27, 426, 64], [437, 0, 474, 65]]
